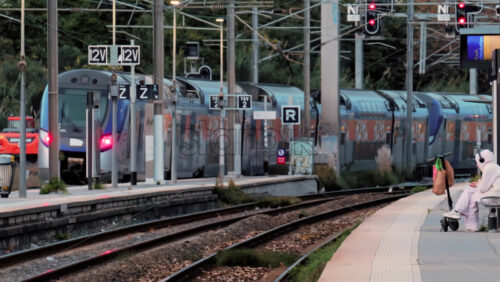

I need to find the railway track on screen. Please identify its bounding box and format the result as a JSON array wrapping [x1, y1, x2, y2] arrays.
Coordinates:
[[2, 184, 424, 281], [162, 194, 406, 281]]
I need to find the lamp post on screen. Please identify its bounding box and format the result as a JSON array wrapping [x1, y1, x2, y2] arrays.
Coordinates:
[[170, 0, 179, 184], [216, 17, 225, 182]]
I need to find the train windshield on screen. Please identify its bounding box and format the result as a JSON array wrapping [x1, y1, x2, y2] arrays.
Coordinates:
[[59, 88, 107, 129]]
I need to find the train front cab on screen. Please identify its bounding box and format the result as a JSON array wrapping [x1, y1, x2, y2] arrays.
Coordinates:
[[38, 70, 129, 183]]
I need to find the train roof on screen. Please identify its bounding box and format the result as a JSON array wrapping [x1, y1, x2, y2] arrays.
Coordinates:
[[178, 78, 246, 103], [340, 89, 390, 116], [256, 84, 304, 108]]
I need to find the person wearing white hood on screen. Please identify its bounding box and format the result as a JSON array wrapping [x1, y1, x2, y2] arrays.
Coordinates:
[[444, 149, 500, 231]]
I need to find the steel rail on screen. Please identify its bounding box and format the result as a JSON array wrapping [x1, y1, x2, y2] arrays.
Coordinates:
[[2, 182, 426, 268], [162, 194, 407, 281], [20, 197, 342, 282], [274, 231, 344, 281]]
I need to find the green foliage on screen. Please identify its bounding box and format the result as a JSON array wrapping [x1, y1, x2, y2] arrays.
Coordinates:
[[40, 177, 67, 194], [214, 179, 255, 205], [215, 249, 298, 268], [93, 181, 104, 190], [470, 174, 481, 182], [313, 165, 342, 191], [411, 186, 427, 194], [287, 225, 358, 282], [54, 233, 71, 240], [339, 169, 398, 189], [256, 196, 301, 208]]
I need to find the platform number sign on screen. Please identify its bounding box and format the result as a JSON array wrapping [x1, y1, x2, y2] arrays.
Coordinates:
[[209, 95, 221, 109], [118, 46, 140, 65], [281, 106, 300, 124], [237, 95, 252, 109], [88, 46, 108, 65]]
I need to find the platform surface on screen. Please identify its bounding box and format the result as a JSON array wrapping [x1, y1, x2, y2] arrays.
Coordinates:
[[319, 182, 500, 282], [0, 175, 315, 213]]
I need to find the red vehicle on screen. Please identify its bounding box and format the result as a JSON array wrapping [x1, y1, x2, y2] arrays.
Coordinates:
[[0, 116, 39, 159]]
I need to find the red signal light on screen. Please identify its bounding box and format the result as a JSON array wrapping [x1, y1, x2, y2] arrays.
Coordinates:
[[458, 17, 466, 24], [41, 131, 52, 146], [369, 19, 376, 26], [458, 3, 465, 9], [100, 135, 113, 151], [369, 2, 376, 10]]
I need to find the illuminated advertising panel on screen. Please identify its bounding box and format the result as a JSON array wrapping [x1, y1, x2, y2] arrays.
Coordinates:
[[460, 27, 500, 69]]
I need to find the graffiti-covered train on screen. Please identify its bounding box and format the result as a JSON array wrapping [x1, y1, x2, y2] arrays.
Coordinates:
[[37, 69, 491, 182]]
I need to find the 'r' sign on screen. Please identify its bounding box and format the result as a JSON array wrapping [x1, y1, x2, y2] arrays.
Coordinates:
[[281, 106, 300, 124]]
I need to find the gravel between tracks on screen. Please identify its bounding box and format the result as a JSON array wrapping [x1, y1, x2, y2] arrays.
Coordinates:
[[4, 193, 391, 282]]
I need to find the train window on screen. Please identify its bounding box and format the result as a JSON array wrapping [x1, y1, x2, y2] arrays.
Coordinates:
[[340, 132, 345, 145], [386, 132, 391, 145]]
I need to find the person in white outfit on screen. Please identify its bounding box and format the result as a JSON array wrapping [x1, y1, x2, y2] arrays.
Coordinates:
[[444, 149, 500, 231]]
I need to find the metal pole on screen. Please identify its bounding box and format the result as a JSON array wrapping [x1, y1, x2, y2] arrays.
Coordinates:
[[288, 95, 293, 175], [111, 0, 118, 188], [470, 68, 477, 95], [18, 0, 27, 197], [252, 6, 259, 84], [405, 0, 414, 172], [219, 20, 225, 181], [304, 0, 311, 137], [87, 92, 93, 191], [227, 1, 236, 174], [355, 33, 363, 89], [48, 0, 59, 181], [171, 5, 177, 184], [263, 95, 268, 175], [130, 39, 137, 186], [153, 0, 164, 183]]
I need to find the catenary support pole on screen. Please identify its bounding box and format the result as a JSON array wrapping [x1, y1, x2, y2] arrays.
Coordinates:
[[19, 0, 26, 197], [304, 0, 311, 137], [227, 1, 236, 174], [252, 6, 258, 84], [153, 0, 164, 183], [355, 33, 363, 89], [130, 39, 137, 186], [218, 19, 225, 181], [171, 5, 177, 184], [405, 0, 414, 171], [111, 0, 118, 188], [48, 0, 59, 180]]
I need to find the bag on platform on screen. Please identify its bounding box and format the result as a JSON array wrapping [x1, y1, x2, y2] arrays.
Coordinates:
[[432, 159, 454, 195]]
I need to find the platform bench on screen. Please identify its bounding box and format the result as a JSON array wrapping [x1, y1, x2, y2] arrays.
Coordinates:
[[480, 196, 500, 232]]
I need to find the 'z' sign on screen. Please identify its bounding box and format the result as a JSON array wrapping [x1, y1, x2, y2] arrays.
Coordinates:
[[119, 46, 140, 65], [88, 46, 108, 65]]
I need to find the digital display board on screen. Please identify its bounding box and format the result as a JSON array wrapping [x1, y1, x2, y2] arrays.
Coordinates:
[[460, 27, 500, 69]]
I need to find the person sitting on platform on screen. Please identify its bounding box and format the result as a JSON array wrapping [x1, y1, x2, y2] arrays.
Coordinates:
[[444, 149, 500, 231]]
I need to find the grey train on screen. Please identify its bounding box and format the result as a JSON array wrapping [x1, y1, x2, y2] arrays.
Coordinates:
[[38, 69, 492, 182]]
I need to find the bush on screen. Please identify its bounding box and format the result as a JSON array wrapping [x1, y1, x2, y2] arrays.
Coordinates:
[[257, 196, 301, 208], [40, 177, 67, 194], [411, 185, 427, 193], [214, 179, 255, 205], [93, 180, 104, 190], [313, 165, 343, 191], [216, 249, 298, 268], [338, 169, 398, 189]]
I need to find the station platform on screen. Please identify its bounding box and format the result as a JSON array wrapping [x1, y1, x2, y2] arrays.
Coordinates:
[[319, 182, 500, 282], [0, 175, 317, 213]]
